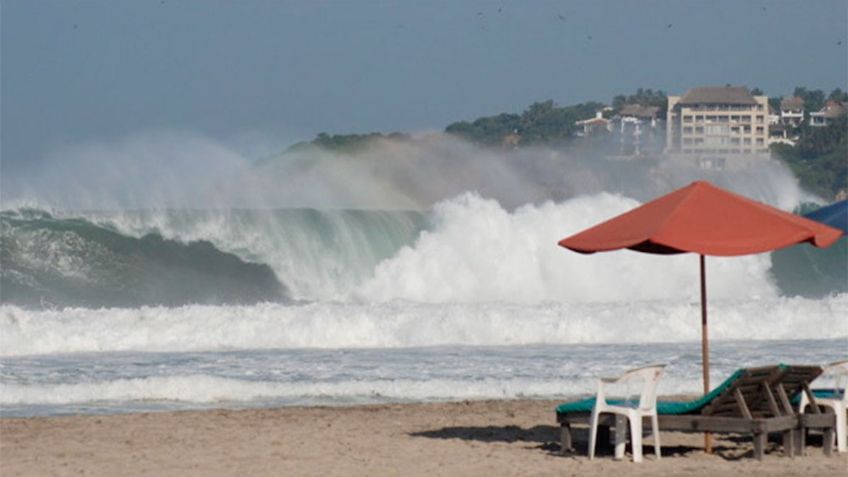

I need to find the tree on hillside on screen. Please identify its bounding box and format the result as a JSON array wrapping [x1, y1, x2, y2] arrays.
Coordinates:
[[829, 88, 848, 102], [772, 115, 848, 199], [445, 100, 605, 146], [286, 132, 410, 153], [793, 87, 827, 113], [611, 88, 668, 118], [445, 113, 522, 146]]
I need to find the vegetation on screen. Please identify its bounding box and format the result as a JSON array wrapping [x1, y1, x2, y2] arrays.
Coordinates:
[[770, 87, 848, 115], [444, 100, 605, 147], [771, 115, 847, 199], [611, 88, 668, 118], [287, 132, 410, 153]]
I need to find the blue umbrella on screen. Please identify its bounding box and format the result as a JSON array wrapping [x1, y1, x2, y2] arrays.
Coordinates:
[[772, 199, 847, 298], [804, 200, 848, 234]]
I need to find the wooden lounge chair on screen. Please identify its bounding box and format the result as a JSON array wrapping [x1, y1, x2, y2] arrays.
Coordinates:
[[557, 365, 834, 460], [798, 360, 848, 453]]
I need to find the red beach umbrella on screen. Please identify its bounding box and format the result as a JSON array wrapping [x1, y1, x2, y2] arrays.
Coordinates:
[[558, 180, 841, 396]]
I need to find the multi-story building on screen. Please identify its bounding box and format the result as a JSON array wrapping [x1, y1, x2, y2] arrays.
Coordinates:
[[614, 104, 663, 156], [666, 86, 769, 169], [779, 97, 805, 126]]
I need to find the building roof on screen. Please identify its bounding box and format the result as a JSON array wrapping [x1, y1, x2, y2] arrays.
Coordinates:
[[822, 101, 848, 118], [576, 117, 609, 126], [780, 97, 804, 111], [620, 104, 660, 118], [678, 86, 757, 106]]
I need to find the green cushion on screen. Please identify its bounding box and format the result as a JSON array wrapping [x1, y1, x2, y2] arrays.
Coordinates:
[[791, 388, 845, 404], [556, 397, 636, 414], [657, 369, 744, 415], [812, 388, 844, 400], [556, 369, 745, 416]]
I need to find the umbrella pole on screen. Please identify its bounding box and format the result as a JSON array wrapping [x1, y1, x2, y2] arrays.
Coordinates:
[[700, 254, 712, 453]]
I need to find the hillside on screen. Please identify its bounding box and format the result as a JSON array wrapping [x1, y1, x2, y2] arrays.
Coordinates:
[[286, 87, 847, 199]]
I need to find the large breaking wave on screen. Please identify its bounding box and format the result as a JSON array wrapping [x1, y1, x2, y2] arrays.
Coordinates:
[[2, 191, 845, 309], [0, 209, 287, 307]]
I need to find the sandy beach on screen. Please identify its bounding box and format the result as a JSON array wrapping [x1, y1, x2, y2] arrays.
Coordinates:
[[1, 399, 844, 476]]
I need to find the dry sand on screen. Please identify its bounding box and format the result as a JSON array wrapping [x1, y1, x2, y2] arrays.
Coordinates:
[[1, 399, 845, 476]]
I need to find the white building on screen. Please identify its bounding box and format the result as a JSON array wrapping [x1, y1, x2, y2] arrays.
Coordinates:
[[574, 111, 611, 136], [779, 97, 805, 126], [615, 104, 662, 155]]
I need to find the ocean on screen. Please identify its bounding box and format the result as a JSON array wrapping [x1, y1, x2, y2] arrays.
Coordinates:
[[2, 191, 846, 417]]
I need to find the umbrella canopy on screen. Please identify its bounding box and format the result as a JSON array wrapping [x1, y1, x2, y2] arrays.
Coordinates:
[[803, 199, 848, 234], [561, 181, 841, 256], [559, 181, 841, 394]]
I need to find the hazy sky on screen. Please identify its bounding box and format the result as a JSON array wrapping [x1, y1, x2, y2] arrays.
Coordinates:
[[2, 0, 847, 172]]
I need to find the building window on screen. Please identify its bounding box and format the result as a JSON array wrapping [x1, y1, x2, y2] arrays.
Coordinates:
[[741, 116, 751, 123], [683, 127, 693, 134], [756, 127, 764, 134], [683, 138, 693, 145], [695, 115, 704, 121], [695, 127, 704, 134], [744, 138, 752, 145], [756, 115, 764, 123], [705, 125, 728, 134], [683, 115, 693, 123], [756, 138, 764, 145]]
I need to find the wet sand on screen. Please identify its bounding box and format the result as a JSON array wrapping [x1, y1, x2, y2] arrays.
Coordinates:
[[1, 399, 845, 476]]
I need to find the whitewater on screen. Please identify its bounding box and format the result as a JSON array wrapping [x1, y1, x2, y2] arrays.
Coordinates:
[[2, 137, 846, 417], [2, 192, 846, 417]]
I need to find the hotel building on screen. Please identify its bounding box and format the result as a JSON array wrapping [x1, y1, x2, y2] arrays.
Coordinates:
[[666, 86, 769, 169]]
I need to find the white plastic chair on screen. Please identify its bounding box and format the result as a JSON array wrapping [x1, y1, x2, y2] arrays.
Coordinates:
[[589, 364, 665, 463], [799, 359, 848, 453]]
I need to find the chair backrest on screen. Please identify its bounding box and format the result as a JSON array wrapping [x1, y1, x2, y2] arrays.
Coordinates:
[[770, 364, 824, 415], [700, 365, 784, 418], [618, 364, 666, 411], [821, 359, 848, 404]]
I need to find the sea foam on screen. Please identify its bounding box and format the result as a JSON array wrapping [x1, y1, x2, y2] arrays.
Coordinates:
[[2, 295, 845, 357]]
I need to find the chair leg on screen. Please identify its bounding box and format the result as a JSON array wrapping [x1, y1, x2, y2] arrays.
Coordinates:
[[823, 426, 834, 457], [629, 414, 643, 463], [782, 429, 794, 457], [614, 415, 626, 460], [793, 426, 805, 457], [753, 431, 766, 461], [835, 406, 847, 453], [560, 423, 573, 454], [651, 414, 661, 460], [589, 409, 600, 460]]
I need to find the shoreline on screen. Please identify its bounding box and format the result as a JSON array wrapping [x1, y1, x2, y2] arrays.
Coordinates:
[[2, 399, 844, 476]]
